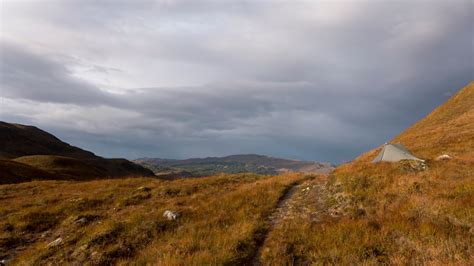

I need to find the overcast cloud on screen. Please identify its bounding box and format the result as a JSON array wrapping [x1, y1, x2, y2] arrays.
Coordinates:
[[0, 0, 472, 163]]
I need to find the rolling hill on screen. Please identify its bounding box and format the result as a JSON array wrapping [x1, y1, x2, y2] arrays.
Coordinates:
[[0, 122, 154, 183], [0, 160, 57, 184], [134, 154, 334, 177]]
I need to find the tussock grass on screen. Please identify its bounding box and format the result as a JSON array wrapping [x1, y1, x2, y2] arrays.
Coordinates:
[[260, 82, 474, 265], [261, 159, 473, 265], [0, 173, 305, 264]]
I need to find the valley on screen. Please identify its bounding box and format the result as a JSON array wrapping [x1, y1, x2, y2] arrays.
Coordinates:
[[134, 154, 334, 178]]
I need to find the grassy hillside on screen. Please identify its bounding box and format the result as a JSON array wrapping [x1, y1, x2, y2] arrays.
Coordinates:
[[257, 82, 474, 264], [0, 160, 57, 185], [0, 173, 308, 264], [0, 122, 154, 182], [10, 155, 155, 181], [357, 82, 474, 162], [13, 156, 107, 180]]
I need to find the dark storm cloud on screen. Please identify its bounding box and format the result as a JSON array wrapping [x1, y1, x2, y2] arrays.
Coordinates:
[[0, 0, 472, 163], [0, 43, 113, 105]]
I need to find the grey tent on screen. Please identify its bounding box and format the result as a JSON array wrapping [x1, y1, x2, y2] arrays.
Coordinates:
[[372, 143, 423, 162]]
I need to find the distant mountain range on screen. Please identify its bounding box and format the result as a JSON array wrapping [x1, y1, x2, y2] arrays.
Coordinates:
[[134, 154, 334, 178], [0, 122, 154, 183], [0, 122, 333, 184]]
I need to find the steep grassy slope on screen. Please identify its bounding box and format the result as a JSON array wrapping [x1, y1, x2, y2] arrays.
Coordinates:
[[0, 122, 154, 182], [357, 81, 474, 162], [259, 82, 474, 264], [0, 173, 307, 264], [393, 82, 474, 159]]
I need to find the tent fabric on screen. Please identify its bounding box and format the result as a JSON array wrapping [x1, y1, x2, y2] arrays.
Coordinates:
[[372, 143, 423, 162]]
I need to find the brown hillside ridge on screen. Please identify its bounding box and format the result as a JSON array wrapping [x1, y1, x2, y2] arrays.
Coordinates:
[[0, 160, 57, 184], [0, 122, 96, 160], [13, 155, 109, 180], [258, 81, 474, 265], [356, 81, 474, 162], [0, 122, 154, 183]]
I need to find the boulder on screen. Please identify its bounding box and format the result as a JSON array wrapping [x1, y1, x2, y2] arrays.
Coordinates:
[[436, 154, 452, 161], [163, 210, 179, 220], [136, 186, 151, 192], [47, 237, 63, 248]]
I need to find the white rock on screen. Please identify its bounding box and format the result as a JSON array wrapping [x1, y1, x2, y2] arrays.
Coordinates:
[[163, 210, 179, 220], [436, 154, 452, 161], [75, 217, 88, 225], [47, 237, 63, 248]]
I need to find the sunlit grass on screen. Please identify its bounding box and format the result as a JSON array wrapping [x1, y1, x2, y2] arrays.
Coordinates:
[[0, 173, 306, 264]]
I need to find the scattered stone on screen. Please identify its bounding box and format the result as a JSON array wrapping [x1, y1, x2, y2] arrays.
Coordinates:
[[40, 230, 51, 238], [47, 237, 63, 248], [136, 186, 151, 192], [436, 154, 452, 161], [400, 160, 428, 171], [75, 217, 88, 225], [163, 210, 179, 220], [73, 215, 99, 226], [90, 251, 101, 261]]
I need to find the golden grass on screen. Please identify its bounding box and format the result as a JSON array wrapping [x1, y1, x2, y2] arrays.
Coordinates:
[[1, 82, 472, 264], [258, 82, 474, 265], [357, 81, 474, 162], [0, 173, 306, 264], [260, 159, 473, 265]]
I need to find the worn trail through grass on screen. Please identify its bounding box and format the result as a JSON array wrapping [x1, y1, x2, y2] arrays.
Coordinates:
[[252, 175, 330, 265], [251, 182, 302, 265], [251, 174, 327, 265]]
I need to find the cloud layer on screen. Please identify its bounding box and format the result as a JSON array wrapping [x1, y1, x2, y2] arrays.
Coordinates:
[[1, 0, 472, 163]]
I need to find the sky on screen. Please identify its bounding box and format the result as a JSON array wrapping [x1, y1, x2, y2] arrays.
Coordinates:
[[0, 0, 472, 163]]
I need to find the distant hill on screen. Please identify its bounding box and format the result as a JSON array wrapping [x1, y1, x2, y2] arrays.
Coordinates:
[[0, 122, 154, 183], [134, 154, 334, 177]]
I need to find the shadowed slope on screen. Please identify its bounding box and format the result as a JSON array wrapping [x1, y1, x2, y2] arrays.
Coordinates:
[[0, 122, 154, 182], [13, 156, 107, 180], [0, 122, 95, 160], [0, 160, 57, 184]]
